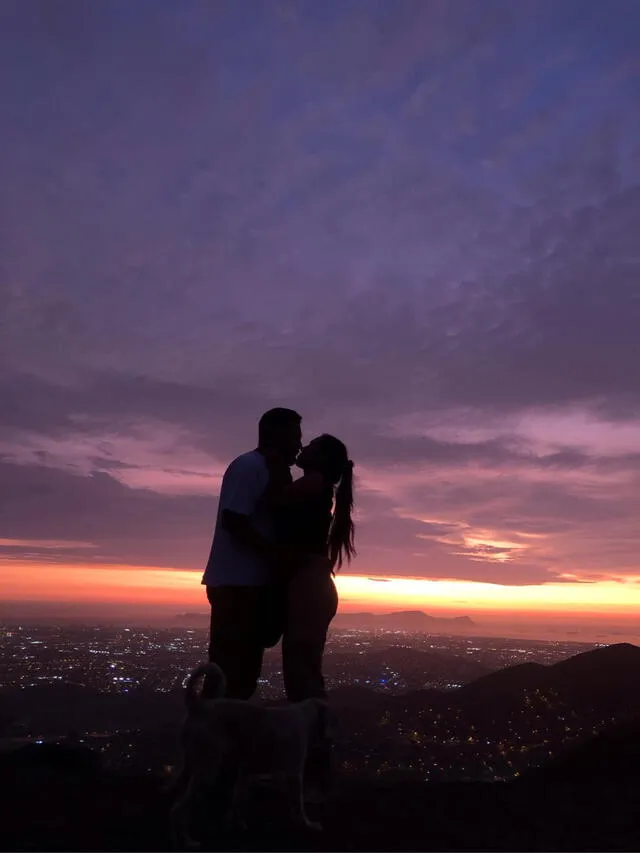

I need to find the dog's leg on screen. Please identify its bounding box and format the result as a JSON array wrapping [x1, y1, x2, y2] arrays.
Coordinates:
[[226, 770, 250, 833], [170, 775, 202, 851], [284, 773, 322, 832], [165, 762, 190, 799]]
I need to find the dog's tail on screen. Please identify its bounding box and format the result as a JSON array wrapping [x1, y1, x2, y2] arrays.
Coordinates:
[[184, 662, 226, 715]]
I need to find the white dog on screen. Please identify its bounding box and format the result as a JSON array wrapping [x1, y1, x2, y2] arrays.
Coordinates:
[[170, 662, 326, 849]]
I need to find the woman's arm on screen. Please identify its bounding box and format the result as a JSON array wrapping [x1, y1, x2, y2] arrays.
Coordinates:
[[261, 471, 326, 508]]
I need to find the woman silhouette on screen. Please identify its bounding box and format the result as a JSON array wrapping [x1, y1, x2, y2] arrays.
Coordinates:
[[263, 433, 356, 798]]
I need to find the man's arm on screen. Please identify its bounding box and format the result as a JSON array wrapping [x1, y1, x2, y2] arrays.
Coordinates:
[[218, 457, 277, 559], [221, 508, 277, 560]]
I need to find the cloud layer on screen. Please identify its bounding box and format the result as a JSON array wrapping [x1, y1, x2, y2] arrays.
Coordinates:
[[1, 0, 640, 588]]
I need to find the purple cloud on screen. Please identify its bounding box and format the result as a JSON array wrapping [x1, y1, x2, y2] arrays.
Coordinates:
[[1, 0, 639, 588]]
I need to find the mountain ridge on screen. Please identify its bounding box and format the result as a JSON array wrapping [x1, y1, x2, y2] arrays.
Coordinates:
[[462, 641, 640, 699], [174, 609, 475, 626], [3, 643, 640, 850], [331, 610, 475, 629], [3, 730, 640, 851]]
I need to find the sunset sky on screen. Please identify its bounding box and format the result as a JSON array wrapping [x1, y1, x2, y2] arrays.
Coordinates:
[[2, 0, 640, 632]]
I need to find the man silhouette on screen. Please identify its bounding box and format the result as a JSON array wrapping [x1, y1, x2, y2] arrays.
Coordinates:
[[201, 408, 302, 700]]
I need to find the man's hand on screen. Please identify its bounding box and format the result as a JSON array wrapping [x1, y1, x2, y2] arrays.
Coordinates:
[[273, 544, 306, 577], [221, 509, 279, 561]]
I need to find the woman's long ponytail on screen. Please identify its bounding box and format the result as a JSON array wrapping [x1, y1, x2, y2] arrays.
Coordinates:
[[328, 460, 356, 570]]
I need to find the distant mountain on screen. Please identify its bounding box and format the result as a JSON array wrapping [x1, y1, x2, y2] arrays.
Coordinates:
[[173, 609, 476, 631], [173, 611, 209, 623], [552, 641, 640, 679], [463, 642, 640, 704], [461, 661, 548, 696], [331, 610, 475, 630]]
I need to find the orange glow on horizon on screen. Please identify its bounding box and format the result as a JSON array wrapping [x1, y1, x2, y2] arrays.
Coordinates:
[[3, 560, 640, 620]]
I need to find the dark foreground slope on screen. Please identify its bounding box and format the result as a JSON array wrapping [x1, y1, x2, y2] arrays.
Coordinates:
[[2, 736, 640, 852]]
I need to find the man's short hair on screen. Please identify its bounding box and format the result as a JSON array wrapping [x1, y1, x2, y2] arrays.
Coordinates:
[[258, 407, 302, 444]]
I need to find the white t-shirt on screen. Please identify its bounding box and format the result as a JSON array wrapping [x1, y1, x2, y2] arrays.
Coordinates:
[[201, 450, 273, 587]]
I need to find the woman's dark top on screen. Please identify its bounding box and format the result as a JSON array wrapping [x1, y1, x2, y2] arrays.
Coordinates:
[[275, 482, 334, 557]]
